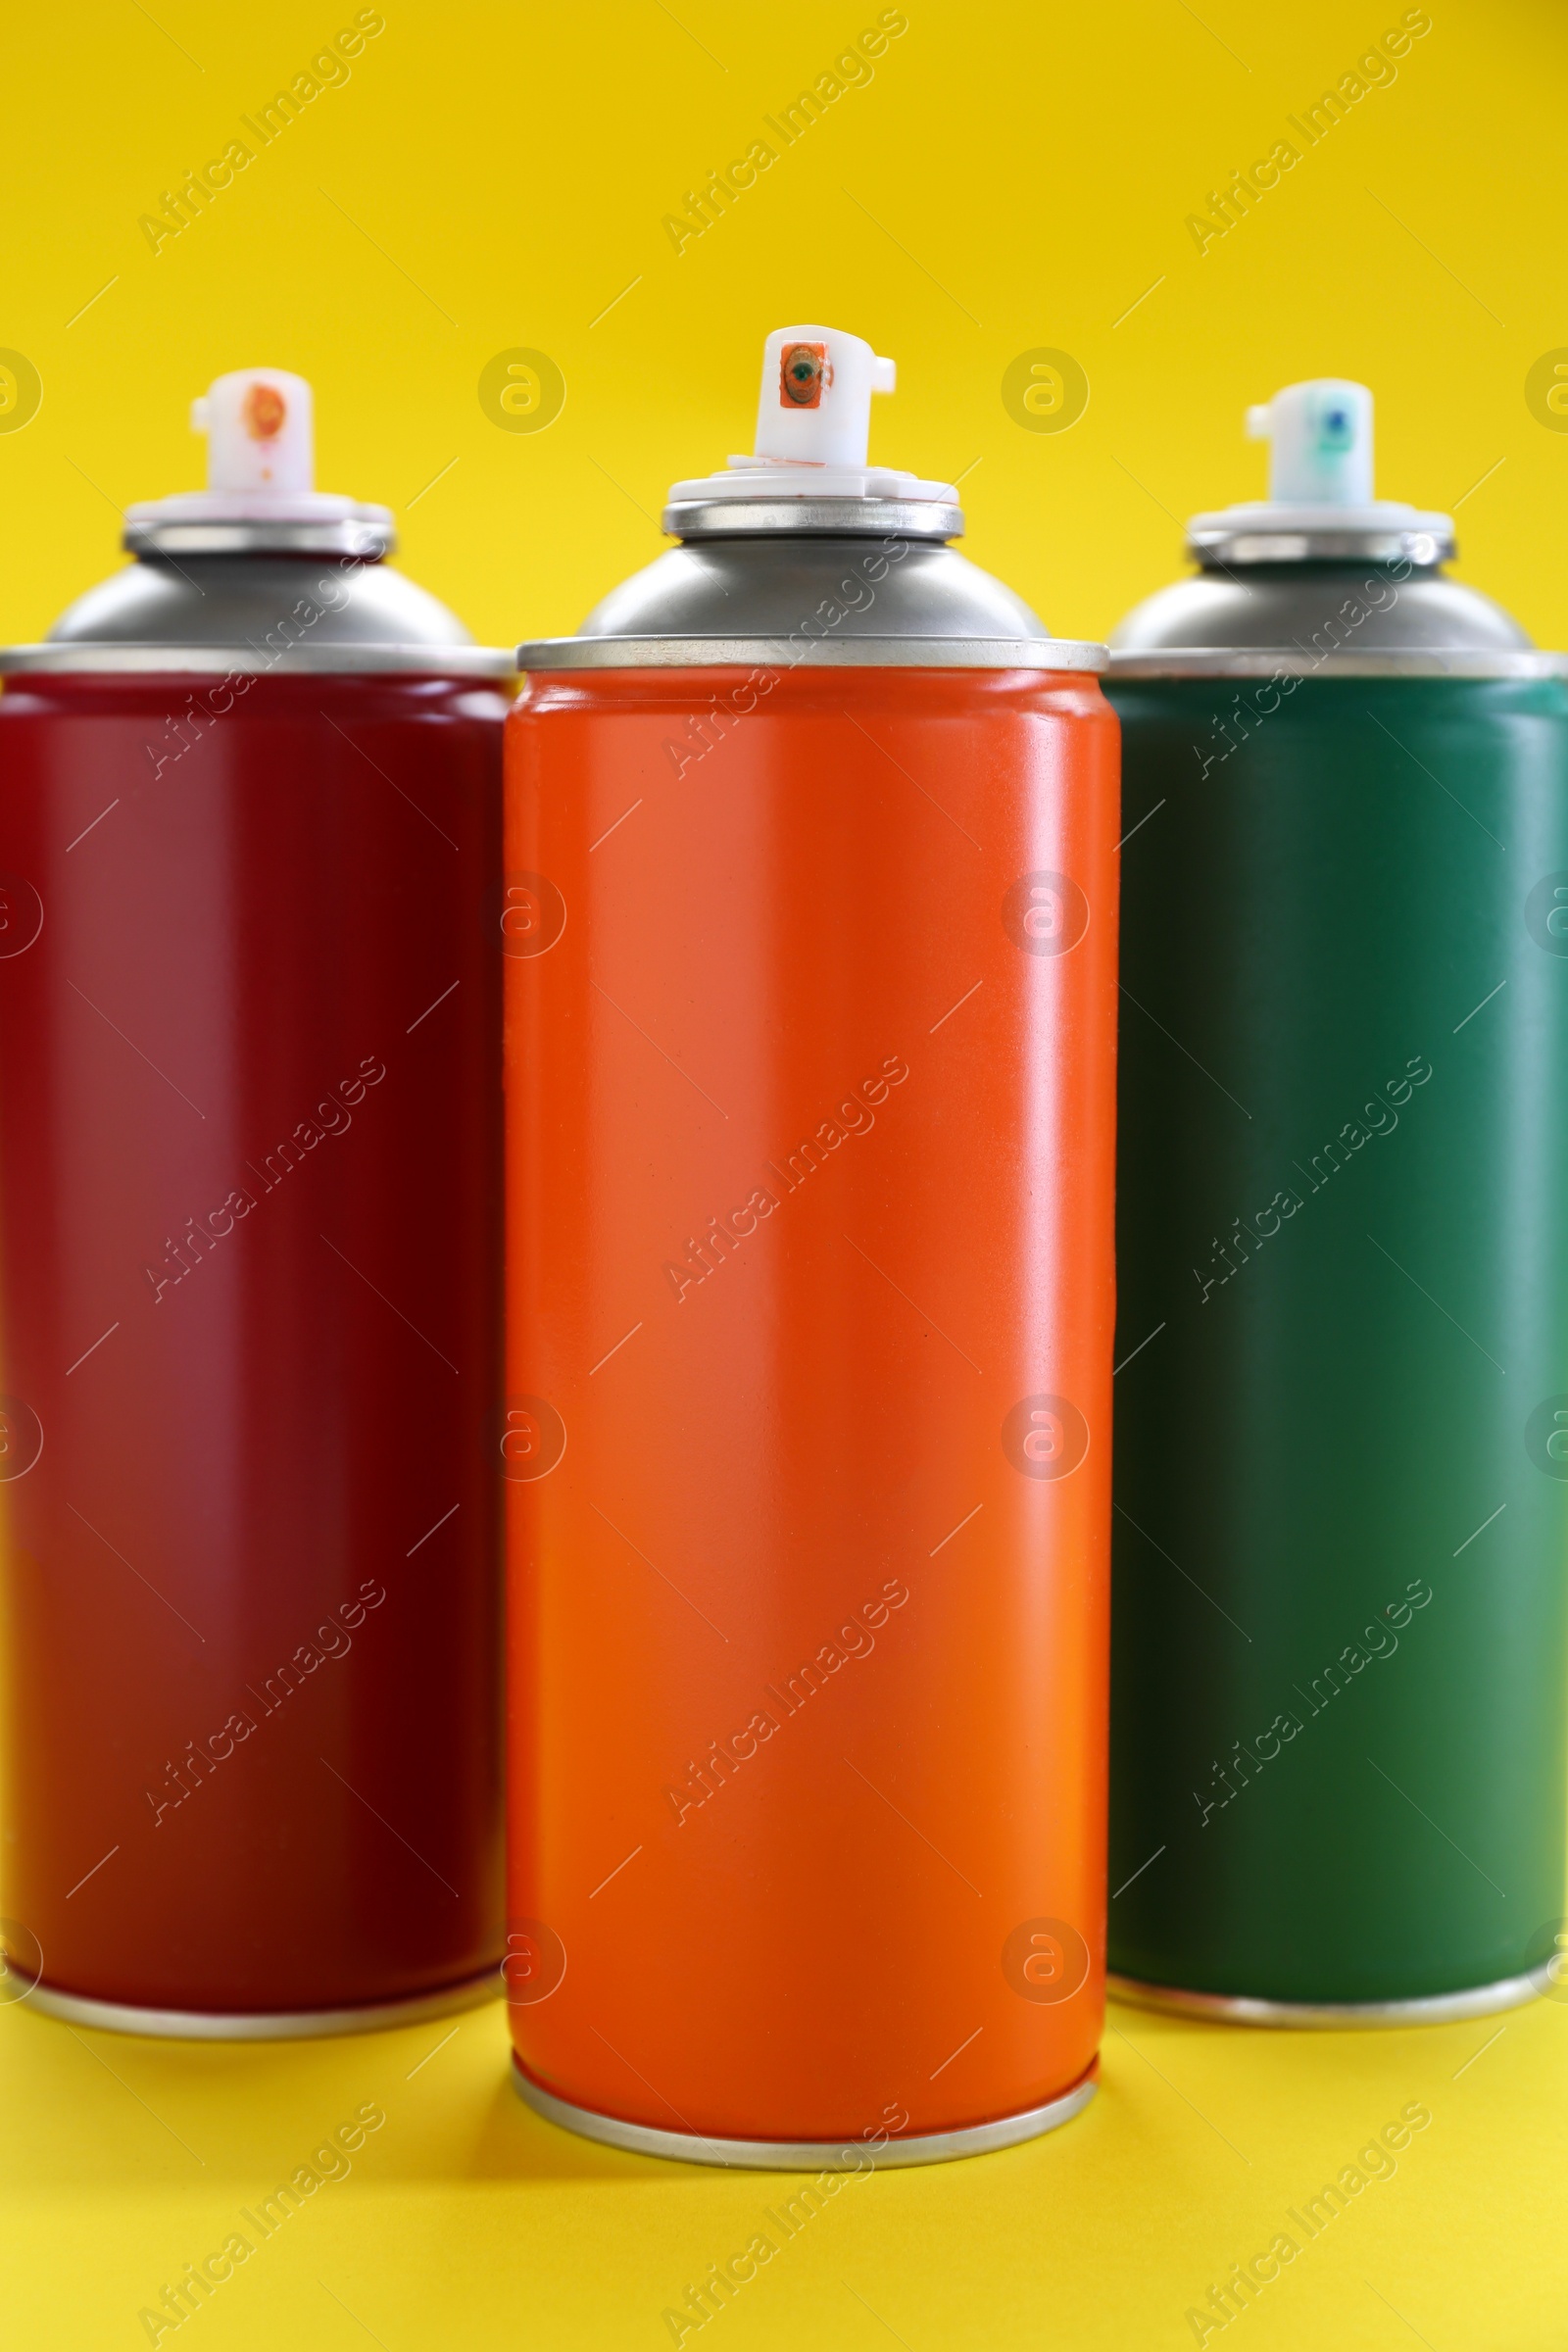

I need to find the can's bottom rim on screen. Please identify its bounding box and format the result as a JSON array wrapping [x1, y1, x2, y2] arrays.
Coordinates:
[[511, 2054, 1098, 2169], [1108, 1968, 1545, 2030], [21, 1967, 502, 2040]]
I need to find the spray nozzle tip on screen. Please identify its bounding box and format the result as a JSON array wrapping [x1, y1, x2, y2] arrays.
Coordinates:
[[663, 323, 956, 513], [193, 368, 316, 497], [753, 324, 895, 469], [1246, 378, 1375, 507]]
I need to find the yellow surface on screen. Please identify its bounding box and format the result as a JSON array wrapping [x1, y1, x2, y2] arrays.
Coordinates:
[[4, 1986, 1567, 2347], [5, 1, 1568, 2344], [2, 0, 1568, 654]]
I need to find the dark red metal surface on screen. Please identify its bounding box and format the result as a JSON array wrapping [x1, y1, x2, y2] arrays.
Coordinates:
[[0, 670, 504, 2015]]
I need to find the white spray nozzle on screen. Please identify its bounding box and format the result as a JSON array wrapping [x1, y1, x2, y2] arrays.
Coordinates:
[[191, 368, 316, 497], [1183, 375, 1450, 562], [664, 323, 955, 512], [120, 365, 393, 547], [753, 324, 898, 469], [1246, 379, 1374, 507]]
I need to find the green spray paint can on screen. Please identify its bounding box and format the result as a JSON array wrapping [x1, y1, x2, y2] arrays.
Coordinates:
[[1105, 379, 1568, 2024]]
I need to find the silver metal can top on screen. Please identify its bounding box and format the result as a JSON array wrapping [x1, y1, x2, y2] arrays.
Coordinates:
[[516, 634, 1106, 673], [0, 364, 513, 677], [1185, 518, 1453, 568], [519, 490, 1103, 674], [122, 509, 394, 562], [521, 321, 1104, 673], [0, 639, 516, 678], [661, 495, 962, 543], [1110, 374, 1538, 671], [1107, 557, 1536, 672], [1109, 514, 1536, 673], [1109, 647, 1567, 682], [1, 536, 513, 680]]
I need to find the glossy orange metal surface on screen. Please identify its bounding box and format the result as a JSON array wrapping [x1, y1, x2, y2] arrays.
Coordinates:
[[504, 663, 1118, 2143]]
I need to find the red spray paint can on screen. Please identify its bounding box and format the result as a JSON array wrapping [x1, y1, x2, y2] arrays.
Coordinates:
[[0, 369, 508, 2034]]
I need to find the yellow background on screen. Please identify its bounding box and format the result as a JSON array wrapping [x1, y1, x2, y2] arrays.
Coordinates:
[[4, 0, 1568, 654], [5, 0, 1568, 2345]]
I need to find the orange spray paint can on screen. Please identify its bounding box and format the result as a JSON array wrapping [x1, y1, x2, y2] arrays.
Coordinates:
[[504, 326, 1118, 2168]]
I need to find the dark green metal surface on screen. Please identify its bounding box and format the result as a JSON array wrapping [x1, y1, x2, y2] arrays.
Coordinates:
[[1106, 671, 1568, 2003]]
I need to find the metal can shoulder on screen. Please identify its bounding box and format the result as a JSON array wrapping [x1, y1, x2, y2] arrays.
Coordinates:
[[514, 635, 1107, 674], [579, 533, 1049, 643], [49, 552, 471, 650], [518, 532, 1102, 672], [1108, 562, 1534, 674], [1, 552, 514, 677]]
